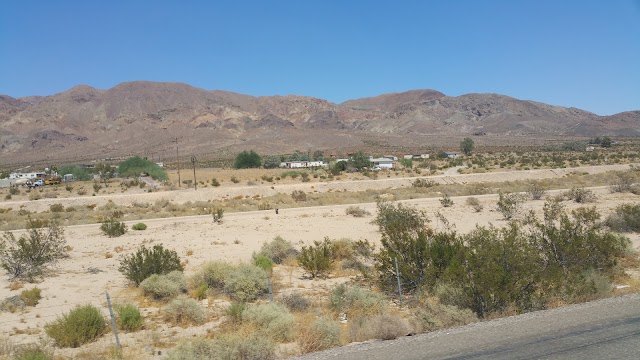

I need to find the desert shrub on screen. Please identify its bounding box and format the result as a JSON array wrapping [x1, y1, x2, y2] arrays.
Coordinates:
[[44, 304, 107, 348], [345, 206, 371, 217], [131, 223, 147, 231], [527, 181, 547, 200], [413, 295, 477, 332], [297, 316, 341, 353], [298, 238, 334, 278], [65, 185, 73, 192], [190, 261, 235, 290], [329, 284, 386, 318], [163, 296, 207, 325], [440, 193, 453, 207], [412, 178, 437, 188], [49, 204, 64, 213], [20, 287, 42, 306], [211, 178, 220, 187], [115, 303, 144, 331], [9, 186, 20, 195], [192, 283, 208, 300], [350, 314, 411, 341], [226, 302, 246, 323], [29, 192, 41, 201], [279, 292, 310, 312], [606, 203, 640, 232], [291, 190, 307, 202], [223, 264, 269, 302], [465, 197, 483, 212], [167, 335, 274, 360], [230, 176, 240, 183], [118, 244, 183, 285], [211, 207, 224, 223], [140, 271, 187, 300], [100, 216, 127, 237], [0, 218, 67, 280], [242, 303, 295, 342], [77, 189, 87, 195], [565, 187, 596, 203], [610, 171, 635, 193], [496, 192, 522, 219], [12, 344, 53, 360], [253, 254, 273, 273], [254, 236, 296, 264]]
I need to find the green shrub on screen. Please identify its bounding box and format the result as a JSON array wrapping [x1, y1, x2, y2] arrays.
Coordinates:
[[192, 283, 208, 300], [167, 335, 274, 360], [242, 303, 295, 342], [297, 316, 341, 353], [345, 206, 371, 217], [226, 302, 246, 323], [20, 287, 42, 306], [118, 156, 168, 180], [211, 178, 220, 187], [224, 264, 268, 302], [234, 150, 262, 169], [118, 244, 183, 285], [329, 284, 386, 317], [253, 253, 273, 273], [140, 271, 187, 300], [291, 190, 307, 202], [230, 176, 240, 183], [279, 292, 310, 312], [12, 344, 52, 360], [254, 236, 296, 264], [298, 238, 334, 278], [115, 303, 144, 331], [131, 223, 147, 231], [163, 296, 207, 325], [606, 203, 640, 232], [100, 216, 127, 237], [44, 304, 107, 348], [0, 218, 67, 280]]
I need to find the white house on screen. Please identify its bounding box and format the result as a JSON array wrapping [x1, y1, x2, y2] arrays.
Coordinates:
[[403, 154, 430, 159], [445, 152, 461, 159], [279, 161, 328, 169], [369, 158, 394, 170]]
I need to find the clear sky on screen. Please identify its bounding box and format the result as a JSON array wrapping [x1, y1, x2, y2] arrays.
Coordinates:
[[1, 0, 638, 115]]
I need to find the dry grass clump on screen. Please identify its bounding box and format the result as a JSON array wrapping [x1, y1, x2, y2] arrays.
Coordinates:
[[329, 284, 386, 318], [242, 303, 295, 342], [140, 271, 187, 300], [349, 314, 411, 342], [465, 197, 483, 212], [297, 316, 341, 354], [412, 295, 477, 332], [20, 287, 42, 306], [166, 334, 275, 360], [279, 292, 311, 312]]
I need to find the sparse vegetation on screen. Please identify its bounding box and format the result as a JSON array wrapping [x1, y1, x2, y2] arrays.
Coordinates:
[[527, 181, 547, 200], [115, 303, 144, 331], [606, 203, 640, 232], [20, 287, 42, 306], [298, 238, 334, 278], [345, 206, 371, 217], [100, 215, 127, 237], [140, 270, 187, 300], [566, 187, 597, 203], [440, 193, 454, 207], [163, 296, 207, 325], [253, 236, 296, 264], [496, 192, 523, 219], [242, 303, 295, 342], [131, 222, 147, 231], [223, 264, 269, 302], [465, 197, 483, 212]]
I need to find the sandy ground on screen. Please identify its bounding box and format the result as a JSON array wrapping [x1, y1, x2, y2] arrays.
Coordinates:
[[0, 165, 639, 358]]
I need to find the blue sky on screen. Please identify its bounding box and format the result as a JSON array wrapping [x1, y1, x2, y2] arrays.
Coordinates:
[[1, 0, 638, 115]]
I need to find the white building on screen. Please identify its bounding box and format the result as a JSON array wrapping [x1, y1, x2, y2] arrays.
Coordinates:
[[369, 158, 394, 169], [279, 161, 328, 169], [9, 172, 46, 180]]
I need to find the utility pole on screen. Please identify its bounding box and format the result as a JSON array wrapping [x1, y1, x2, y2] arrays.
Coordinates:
[[191, 156, 197, 190], [172, 137, 180, 187]]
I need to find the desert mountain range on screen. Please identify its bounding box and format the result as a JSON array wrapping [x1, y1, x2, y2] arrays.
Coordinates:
[[1, 81, 638, 165]]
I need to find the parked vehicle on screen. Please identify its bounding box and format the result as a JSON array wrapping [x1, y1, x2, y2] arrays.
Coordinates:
[[27, 179, 44, 189], [45, 176, 61, 185]]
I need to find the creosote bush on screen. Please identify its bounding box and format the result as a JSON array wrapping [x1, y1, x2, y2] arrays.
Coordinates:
[[465, 197, 483, 212], [496, 192, 522, 219], [20, 287, 42, 306], [527, 181, 547, 200], [131, 223, 147, 231], [298, 238, 334, 278], [100, 215, 127, 237], [565, 187, 596, 203], [45, 304, 107, 348], [118, 244, 183, 285], [606, 203, 640, 233], [253, 236, 297, 264], [439, 193, 454, 207], [115, 303, 144, 332], [0, 218, 67, 280]]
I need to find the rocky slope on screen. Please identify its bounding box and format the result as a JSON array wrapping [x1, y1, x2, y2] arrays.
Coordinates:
[[1, 81, 638, 165]]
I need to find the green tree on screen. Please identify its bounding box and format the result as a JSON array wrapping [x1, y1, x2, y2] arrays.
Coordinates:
[[312, 150, 324, 161], [263, 155, 281, 169], [349, 151, 371, 171], [234, 150, 262, 169], [118, 156, 168, 180], [95, 162, 115, 186], [601, 136, 612, 148], [460, 137, 475, 156]]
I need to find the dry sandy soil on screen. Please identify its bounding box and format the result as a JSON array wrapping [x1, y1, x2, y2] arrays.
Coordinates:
[[0, 165, 639, 359]]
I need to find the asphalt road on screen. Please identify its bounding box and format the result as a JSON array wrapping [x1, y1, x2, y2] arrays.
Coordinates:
[[296, 294, 640, 360]]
